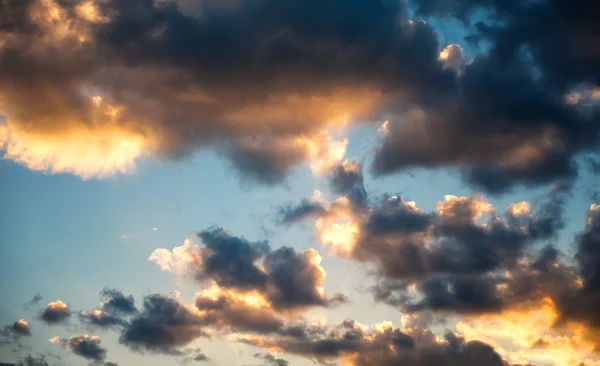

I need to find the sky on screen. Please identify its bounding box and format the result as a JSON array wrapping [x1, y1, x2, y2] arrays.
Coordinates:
[[0, 0, 600, 365]]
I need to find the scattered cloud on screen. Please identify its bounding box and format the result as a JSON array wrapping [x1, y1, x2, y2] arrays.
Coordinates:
[[40, 300, 71, 324]]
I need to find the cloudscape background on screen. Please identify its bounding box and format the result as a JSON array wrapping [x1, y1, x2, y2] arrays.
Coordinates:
[[1, 0, 600, 365]]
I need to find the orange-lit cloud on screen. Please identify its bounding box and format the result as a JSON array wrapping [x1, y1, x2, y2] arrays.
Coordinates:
[[314, 197, 361, 256], [0, 120, 151, 179], [457, 298, 600, 366]]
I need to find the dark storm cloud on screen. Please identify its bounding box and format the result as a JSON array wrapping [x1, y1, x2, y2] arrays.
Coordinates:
[[100, 288, 137, 315], [329, 160, 368, 208], [39, 301, 71, 324], [277, 199, 327, 225], [119, 294, 207, 354]]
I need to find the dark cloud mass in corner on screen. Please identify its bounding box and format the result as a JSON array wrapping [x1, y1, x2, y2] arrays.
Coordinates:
[[0, 355, 49, 366], [370, 0, 600, 194]]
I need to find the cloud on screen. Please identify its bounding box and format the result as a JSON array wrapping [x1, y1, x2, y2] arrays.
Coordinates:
[[40, 300, 71, 324], [2, 0, 597, 192], [150, 227, 346, 310], [280, 162, 573, 318], [119, 294, 207, 354], [329, 160, 368, 209], [78, 289, 136, 329], [241, 318, 522, 366], [557, 204, 600, 339], [0, 0, 398, 182], [1, 319, 31, 346], [100, 288, 137, 315], [50, 335, 109, 363], [370, 0, 600, 193], [194, 228, 270, 290], [0, 355, 49, 366], [277, 198, 327, 225], [10, 320, 31, 337], [182, 348, 209, 363], [79, 310, 127, 329], [22, 294, 42, 309], [253, 352, 289, 366]]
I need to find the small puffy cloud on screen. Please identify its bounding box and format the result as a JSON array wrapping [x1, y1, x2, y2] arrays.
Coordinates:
[[182, 348, 209, 363], [253, 352, 289, 366], [80, 310, 127, 329], [439, 44, 465, 71], [11, 319, 31, 336], [100, 288, 137, 315], [51, 335, 108, 362], [40, 300, 71, 324], [2, 319, 31, 340], [149, 239, 200, 275], [79, 289, 136, 329], [329, 159, 368, 208]]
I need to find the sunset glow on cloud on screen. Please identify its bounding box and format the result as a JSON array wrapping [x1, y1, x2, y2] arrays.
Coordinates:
[[2, 0, 600, 365]]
